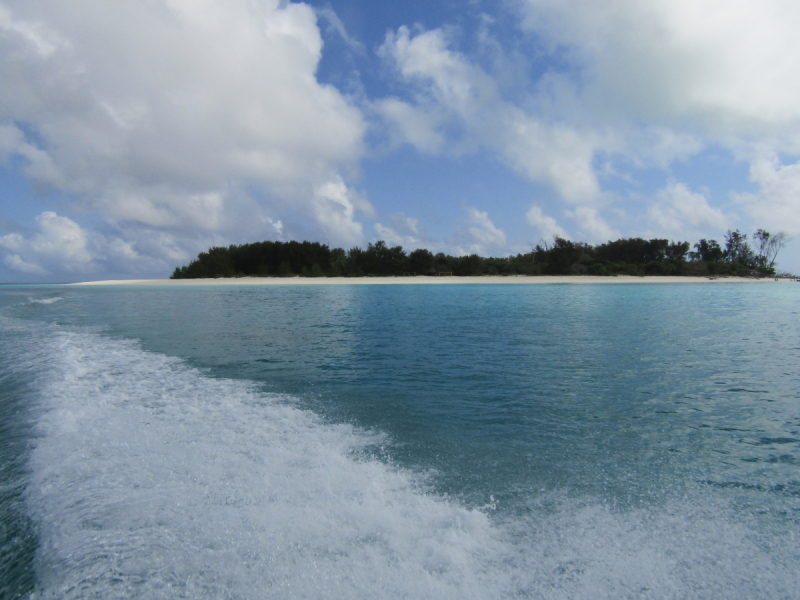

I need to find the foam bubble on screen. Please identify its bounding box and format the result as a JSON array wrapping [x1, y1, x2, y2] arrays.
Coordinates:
[[11, 324, 799, 599]]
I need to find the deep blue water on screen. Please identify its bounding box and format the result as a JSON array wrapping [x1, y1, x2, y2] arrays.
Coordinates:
[[1, 282, 799, 598]]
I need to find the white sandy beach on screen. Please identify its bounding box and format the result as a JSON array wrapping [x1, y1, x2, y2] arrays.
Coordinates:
[[71, 275, 790, 286]]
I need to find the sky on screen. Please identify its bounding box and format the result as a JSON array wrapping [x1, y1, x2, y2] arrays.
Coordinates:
[[1, 0, 800, 282]]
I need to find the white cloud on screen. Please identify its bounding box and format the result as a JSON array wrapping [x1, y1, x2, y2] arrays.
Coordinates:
[[374, 213, 422, 247], [375, 98, 446, 154], [518, 0, 800, 142], [0, 123, 24, 161], [3, 251, 48, 275], [647, 180, 729, 236], [468, 208, 506, 247], [455, 207, 507, 255], [0, 211, 199, 279], [496, 110, 599, 202], [0, 211, 96, 275], [0, 0, 368, 255], [526, 205, 569, 240], [604, 127, 705, 171], [736, 156, 800, 235], [565, 206, 617, 242], [311, 178, 368, 247], [0, 4, 65, 57], [377, 26, 600, 203], [315, 6, 364, 54]]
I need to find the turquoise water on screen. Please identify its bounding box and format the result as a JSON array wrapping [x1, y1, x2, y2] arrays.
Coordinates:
[[1, 282, 799, 598]]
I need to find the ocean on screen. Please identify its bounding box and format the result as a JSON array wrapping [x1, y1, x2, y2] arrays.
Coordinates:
[[0, 282, 798, 598]]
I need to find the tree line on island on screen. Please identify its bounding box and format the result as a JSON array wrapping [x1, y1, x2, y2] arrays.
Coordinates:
[[170, 229, 788, 279]]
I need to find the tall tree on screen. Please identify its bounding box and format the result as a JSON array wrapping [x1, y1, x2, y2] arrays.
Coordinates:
[[690, 239, 723, 262], [753, 229, 788, 268], [723, 229, 756, 267]]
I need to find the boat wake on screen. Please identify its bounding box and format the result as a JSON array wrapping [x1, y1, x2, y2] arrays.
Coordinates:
[[4, 320, 796, 599]]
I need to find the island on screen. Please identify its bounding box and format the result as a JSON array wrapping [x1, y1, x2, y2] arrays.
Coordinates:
[[168, 229, 788, 280]]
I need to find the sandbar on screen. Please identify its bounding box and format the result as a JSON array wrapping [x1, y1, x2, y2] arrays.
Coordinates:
[[71, 275, 787, 286]]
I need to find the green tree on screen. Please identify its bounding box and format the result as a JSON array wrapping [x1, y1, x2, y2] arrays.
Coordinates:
[[409, 248, 434, 273], [547, 237, 582, 274], [723, 229, 756, 267], [665, 241, 690, 261], [689, 239, 723, 262], [277, 261, 293, 277]]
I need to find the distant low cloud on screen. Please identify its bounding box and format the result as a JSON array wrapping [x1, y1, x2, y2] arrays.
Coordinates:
[[736, 156, 800, 235], [565, 206, 617, 243], [526, 206, 569, 241], [454, 208, 507, 255], [374, 213, 423, 247], [0, 211, 137, 277], [311, 178, 372, 247], [648, 181, 729, 238]]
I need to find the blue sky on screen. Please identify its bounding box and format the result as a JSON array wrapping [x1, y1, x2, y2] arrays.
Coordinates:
[[1, 0, 799, 282]]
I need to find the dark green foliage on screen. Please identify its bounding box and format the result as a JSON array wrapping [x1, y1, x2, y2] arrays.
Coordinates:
[[277, 261, 293, 277], [170, 229, 782, 279], [348, 241, 408, 275], [587, 262, 608, 276], [690, 239, 724, 262], [666, 241, 691, 261], [172, 241, 334, 279], [545, 237, 584, 274], [409, 249, 434, 273], [723, 229, 756, 267], [595, 238, 670, 264], [523, 236, 691, 276], [456, 254, 483, 276]]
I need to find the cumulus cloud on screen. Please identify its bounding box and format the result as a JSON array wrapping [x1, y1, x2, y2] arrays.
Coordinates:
[[376, 98, 446, 154], [377, 26, 600, 203], [0, 0, 369, 262], [514, 0, 800, 261], [454, 207, 507, 255], [647, 180, 729, 237], [0, 210, 206, 279], [565, 206, 617, 242], [736, 156, 800, 235], [0, 211, 120, 276], [526, 205, 569, 241], [311, 178, 371, 247], [374, 213, 423, 247], [518, 0, 800, 141], [5, 0, 799, 277]]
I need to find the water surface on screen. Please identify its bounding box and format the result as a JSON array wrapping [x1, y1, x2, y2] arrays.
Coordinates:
[[1, 282, 798, 598]]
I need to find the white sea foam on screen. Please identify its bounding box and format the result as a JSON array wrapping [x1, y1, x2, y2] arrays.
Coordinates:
[[26, 297, 63, 305], [13, 324, 799, 599]]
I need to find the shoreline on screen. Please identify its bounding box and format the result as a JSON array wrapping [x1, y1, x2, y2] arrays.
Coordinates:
[[70, 275, 789, 286]]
